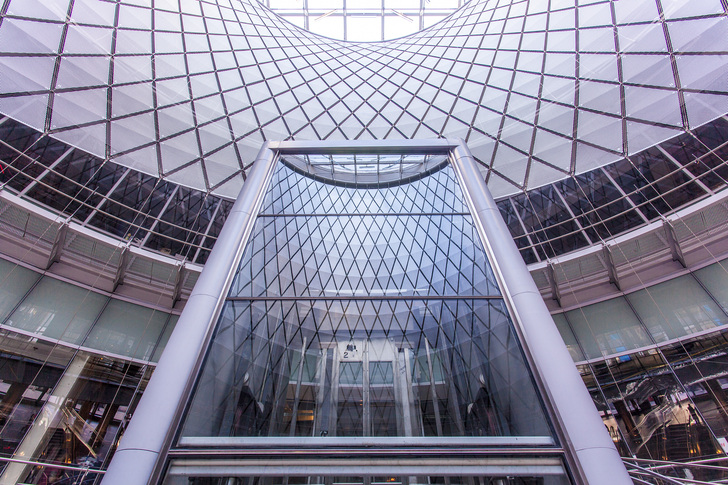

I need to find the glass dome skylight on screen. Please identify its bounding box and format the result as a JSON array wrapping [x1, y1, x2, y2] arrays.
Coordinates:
[[258, 0, 465, 41], [281, 153, 449, 186]]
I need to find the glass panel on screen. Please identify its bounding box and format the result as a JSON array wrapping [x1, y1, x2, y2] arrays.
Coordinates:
[[230, 214, 500, 298], [590, 350, 723, 463], [605, 150, 705, 220], [26, 151, 126, 222], [552, 313, 584, 362], [83, 299, 168, 361], [627, 275, 728, 342], [512, 186, 589, 258], [180, 298, 552, 439], [565, 297, 651, 360], [0, 259, 40, 322], [693, 260, 728, 312], [88, 172, 174, 241], [661, 330, 728, 460], [556, 172, 643, 242], [0, 351, 147, 484], [0, 331, 75, 462], [6, 276, 108, 345]]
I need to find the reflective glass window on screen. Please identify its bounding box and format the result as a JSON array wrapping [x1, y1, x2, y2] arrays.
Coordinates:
[[0, 259, 39, 322], [565, 297, 651, 360], [627, 275, 728, 342], [0, 332, 74, 464], [661, 331, 728, 449], [5, 276, 108, 345], [693, 260, 728, 312], [83, 299, 169, 361], [0, 349, 148, 484], [590, 350, 723, 462], [179, 160, 554, 445]]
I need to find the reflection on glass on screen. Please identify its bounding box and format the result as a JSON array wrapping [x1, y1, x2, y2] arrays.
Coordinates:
[[0, 350, 148, 484], [0, 333, 73, 460], [180, 299, 551, 439], [6, 277, 108, 344], [0, 259, 39, 322], [586, 349, 725, 475], [565, 297, 651, 359], [627, 275, 728, 342]]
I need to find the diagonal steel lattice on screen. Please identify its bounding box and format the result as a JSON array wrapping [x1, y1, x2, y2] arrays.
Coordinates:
[[0, 0, 726, 199]]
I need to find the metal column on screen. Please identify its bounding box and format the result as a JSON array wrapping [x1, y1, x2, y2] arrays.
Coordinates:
[[448, 139, 631, 485], [101, 144, 279, 485]]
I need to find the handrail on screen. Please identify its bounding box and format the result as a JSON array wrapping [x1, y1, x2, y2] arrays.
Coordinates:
[[623, 457, 728, 485], [0, 455, 105, 474]]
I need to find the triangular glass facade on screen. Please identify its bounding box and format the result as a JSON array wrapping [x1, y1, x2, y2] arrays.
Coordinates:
[[167, 155, 568, 483]]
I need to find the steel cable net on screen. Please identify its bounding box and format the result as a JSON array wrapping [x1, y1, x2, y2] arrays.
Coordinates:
[[0, 0, 726, 198]]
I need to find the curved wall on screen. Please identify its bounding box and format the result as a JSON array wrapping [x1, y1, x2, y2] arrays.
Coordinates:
[[551, 257, 728, 473]]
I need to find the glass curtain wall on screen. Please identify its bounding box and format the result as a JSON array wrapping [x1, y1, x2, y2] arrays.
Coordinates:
[[0, 258, 176, 484], [165, 156, 570, 484], [553, 258, 728, 481]]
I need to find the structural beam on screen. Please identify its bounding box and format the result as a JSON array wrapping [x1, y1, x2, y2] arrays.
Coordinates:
[[45, 220, 69, 270], [101, 143, 279, 485], [546, 262, 562, 307], [602, 244, 622, 291], [662, 218, 687, 268], [448, 139, 631, 485]]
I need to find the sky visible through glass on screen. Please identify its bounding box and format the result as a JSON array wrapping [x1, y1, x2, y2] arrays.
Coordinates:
[[259, 0, 465, 41]]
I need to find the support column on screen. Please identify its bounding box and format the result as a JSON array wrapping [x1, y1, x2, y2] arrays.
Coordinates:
[[448, 139, 631, 485], [101, 144, 279, 485]]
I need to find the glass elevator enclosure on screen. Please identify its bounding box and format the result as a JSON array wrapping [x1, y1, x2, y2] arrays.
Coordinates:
[[100, 140, 631, 485]]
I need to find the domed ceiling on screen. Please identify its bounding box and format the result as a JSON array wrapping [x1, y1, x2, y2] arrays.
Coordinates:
[[0, 0, 726, 199]]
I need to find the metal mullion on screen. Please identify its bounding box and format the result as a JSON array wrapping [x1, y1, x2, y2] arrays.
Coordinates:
[[82, 167, 132, 226], [140, 185, 180, 246], [554, 182, 594, 245], [226, 296, 504, 301], [608, 0, 629, 157], [656, 144, 714, 195], [303, 0, 309, 31], [507, 197, 542, 262], [105, 1, 121, 161], [192, 198, 223, 263], [419, 0, 424, 31], [655, 0, 690, 131], [18, 146, 74, 196], [523, 0, 552, 188], [599, 166, 650, 224], [177, 5, 210, 191], [43, 0, 75, 133], [343, 0, 347, 41], [568, 2, 581, 176]]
